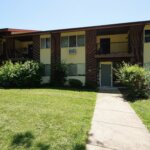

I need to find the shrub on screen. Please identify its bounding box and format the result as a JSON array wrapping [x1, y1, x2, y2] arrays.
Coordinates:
[[115, 62, 150, 99], [52, 62, 67, 86], [0, 61, 42, 87], [69, 79, 83, 88], [85, 81, 97, 89]]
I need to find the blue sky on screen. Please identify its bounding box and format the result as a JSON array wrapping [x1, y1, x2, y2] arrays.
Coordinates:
[[0, 0, 150, 31]]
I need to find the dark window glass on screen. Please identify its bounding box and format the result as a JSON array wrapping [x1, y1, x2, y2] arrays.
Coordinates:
[[41, 38, 50, 48], [77, 35, 85, 46], [145, 30, 150, 42], [41, 38, 46, 49], [100, 38, 110, 54], [67, 64, 77, 76], [69, 36, 76, 47], [42, 64, 51, 76], [46, 38, 51, 48], [61, 36, 68, 47]]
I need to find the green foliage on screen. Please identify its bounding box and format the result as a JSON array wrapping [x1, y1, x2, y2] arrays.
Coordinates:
[[131, 99, 150, 131], [0, 61, 42, 87], [115, 62, 150, 99], [53, 62, 67, 86], [0, 89, 96, 150], [69, 79, 83, 88], [85, 81, 97, 89]]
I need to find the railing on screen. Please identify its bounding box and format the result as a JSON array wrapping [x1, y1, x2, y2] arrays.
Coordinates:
[[1, 48, 32, 62], [96, 42, 128, 54]]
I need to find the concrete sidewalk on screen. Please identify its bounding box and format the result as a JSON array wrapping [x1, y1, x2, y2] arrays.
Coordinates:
[[86, 90, 150, 150]]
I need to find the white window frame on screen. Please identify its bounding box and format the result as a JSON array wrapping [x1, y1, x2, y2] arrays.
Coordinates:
[[40, 38, 51, 49], [61, 34, 85, 48]]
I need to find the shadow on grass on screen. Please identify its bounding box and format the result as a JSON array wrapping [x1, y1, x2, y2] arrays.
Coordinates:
[[73, 144, 85, 150], [11, 131, 34, 148], [0, 86, 97, 93], [118, 88, 150, 102], [37, 143, 50, 150]]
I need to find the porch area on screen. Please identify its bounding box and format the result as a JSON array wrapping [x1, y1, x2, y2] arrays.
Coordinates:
[[0, 34, 40, 63]]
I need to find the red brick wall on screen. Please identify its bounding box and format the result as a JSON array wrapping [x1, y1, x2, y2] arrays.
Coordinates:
[[51, 32, 60, 81], [129, 25, 144, 66], [5, 37, 14, 59], [32, 35, 40, 61], [85, 30, 97, 87]]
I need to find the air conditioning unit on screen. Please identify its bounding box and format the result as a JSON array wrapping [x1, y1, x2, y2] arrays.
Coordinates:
[[69, 49, 77, 55]]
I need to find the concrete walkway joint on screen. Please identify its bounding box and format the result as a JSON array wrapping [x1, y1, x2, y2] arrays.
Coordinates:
[[86, 90, 150, 150]]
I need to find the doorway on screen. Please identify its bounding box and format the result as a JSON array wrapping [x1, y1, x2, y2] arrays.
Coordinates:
[[100, 62, 112, 87]]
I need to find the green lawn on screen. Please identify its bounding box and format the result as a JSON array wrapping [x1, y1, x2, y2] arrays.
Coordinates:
[[130, 99, 150, 131], [0, 88, 96, 150]]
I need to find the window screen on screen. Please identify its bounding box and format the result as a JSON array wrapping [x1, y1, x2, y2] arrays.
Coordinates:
[[67, 64, 77, 76], [67, 64, 85, 76], [61, 36, 69, 47], [42, 64, 51, 76], [77, 64, 85, 76], [41, 38, 51, 49], [77, 35, 85, 46]]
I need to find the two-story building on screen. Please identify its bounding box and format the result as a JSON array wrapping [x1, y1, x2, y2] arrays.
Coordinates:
[[0, 20, 150, 87]]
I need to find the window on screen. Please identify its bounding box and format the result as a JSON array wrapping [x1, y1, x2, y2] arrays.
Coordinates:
[[61, 36, 68, 47], [69, 36, 76, 47], [0, 42, 3, 56], [67, 64, 77, 76], [145, 30, 150, 42], [100, 38, 110, 54], [41, 38, 51, 49], [69, 49, 76, 54], [77, 35, 85, 46], [61, 35, 85, 48], [67, 64, 85, 76], [77, 64, 85, 76], [42, 64, 51, 76]]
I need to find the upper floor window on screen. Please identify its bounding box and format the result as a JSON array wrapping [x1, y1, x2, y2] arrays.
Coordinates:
[[145, 30, 150, 43], [69, 36, 76, 47], [41, 38, 51, 49], [61, 36, 69, 47], [61, 35, 85, 48], [77, 35, 85, 46]]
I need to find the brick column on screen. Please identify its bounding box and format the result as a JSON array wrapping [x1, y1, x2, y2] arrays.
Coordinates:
[[128, 25, 144, 66], [85, 30, 97, 87], [51, 32, 60, 82], [5, 37, 14, 59], [32, 35, 40, 62]]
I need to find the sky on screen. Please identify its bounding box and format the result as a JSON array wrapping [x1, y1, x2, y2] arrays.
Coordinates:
[[0, 0, 150, 31]]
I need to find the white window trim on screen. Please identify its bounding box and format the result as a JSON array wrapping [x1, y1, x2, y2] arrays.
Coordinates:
[[40, 38, 51, 49], [61, 34, 85, 48]]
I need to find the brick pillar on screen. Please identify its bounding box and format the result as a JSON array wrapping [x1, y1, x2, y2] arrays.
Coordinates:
[[51, 32, 60, 82], [128, 25, 144, 66], [85, 30, 97, 87], [32, 35, 40, 61]]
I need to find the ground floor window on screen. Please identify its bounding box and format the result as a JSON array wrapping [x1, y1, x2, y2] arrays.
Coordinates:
[[42, 64, 51, 76], [67, 63, 85, 76]]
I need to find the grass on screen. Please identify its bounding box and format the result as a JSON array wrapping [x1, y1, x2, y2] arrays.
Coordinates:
[[130, 99, 150, 131], [0, 88, 96, 150]]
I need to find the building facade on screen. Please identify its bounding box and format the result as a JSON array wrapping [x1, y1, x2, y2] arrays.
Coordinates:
[[0, 21, 150, 87]]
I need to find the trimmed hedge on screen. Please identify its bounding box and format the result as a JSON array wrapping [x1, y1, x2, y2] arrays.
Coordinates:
[[0, 61, 42, 87], [115, 63, 150, 99], [69, 79, 83, 88]]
